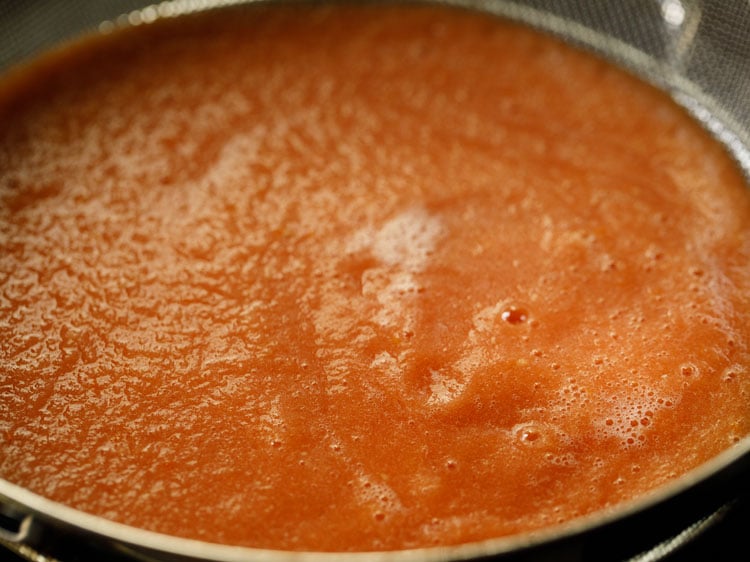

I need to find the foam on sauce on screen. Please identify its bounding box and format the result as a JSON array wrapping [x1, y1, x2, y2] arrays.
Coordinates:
[[1, 3, 750, 552]]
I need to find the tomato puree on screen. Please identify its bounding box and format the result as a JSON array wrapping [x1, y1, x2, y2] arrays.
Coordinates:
[[1, 3, 749, 552]]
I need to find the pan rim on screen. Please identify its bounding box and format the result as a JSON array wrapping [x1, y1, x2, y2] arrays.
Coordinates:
[[1, 436, 748, 561]]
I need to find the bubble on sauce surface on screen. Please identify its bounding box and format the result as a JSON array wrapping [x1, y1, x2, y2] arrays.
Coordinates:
[[513, 422, 545, 445], [554, 379, 590, 411], [595, 382, 678, 448], [472, 301, 532, 333], [501, 306, 528, 325], [544, 452, 577, 467], [354, 474, 403, 521]]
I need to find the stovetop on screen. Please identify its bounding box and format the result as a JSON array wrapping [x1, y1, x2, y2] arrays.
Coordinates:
[[660, 499, 750, 562], [657, 497, 750, 562]]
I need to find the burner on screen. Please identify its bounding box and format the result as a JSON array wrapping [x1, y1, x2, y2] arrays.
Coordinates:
[[655, 496, 750, 562]]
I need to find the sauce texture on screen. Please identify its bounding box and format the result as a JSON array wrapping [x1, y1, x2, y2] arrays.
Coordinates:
[[1, 3, 750, 552]]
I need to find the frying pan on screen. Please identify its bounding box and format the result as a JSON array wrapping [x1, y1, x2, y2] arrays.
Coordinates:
[[1, 1, 749, 560]]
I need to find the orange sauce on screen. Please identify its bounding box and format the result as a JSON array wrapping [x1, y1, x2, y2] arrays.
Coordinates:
[[1, 3, 749, 551]]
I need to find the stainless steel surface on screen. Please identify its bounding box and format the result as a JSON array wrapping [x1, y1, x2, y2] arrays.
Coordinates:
[[1, 1, 749, 560]]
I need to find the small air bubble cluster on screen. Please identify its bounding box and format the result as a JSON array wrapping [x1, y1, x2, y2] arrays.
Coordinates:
[[355, 475, 402, 523], [596, 381, 676, 448], [546, 378, 590, 421], [544, 452, 577, 467]]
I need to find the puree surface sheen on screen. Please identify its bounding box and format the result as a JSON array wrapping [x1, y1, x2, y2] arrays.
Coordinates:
[[1, 3, 750, 552]]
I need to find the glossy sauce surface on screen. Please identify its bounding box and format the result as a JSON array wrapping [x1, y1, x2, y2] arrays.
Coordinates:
[[1, 4, 749, 551]]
